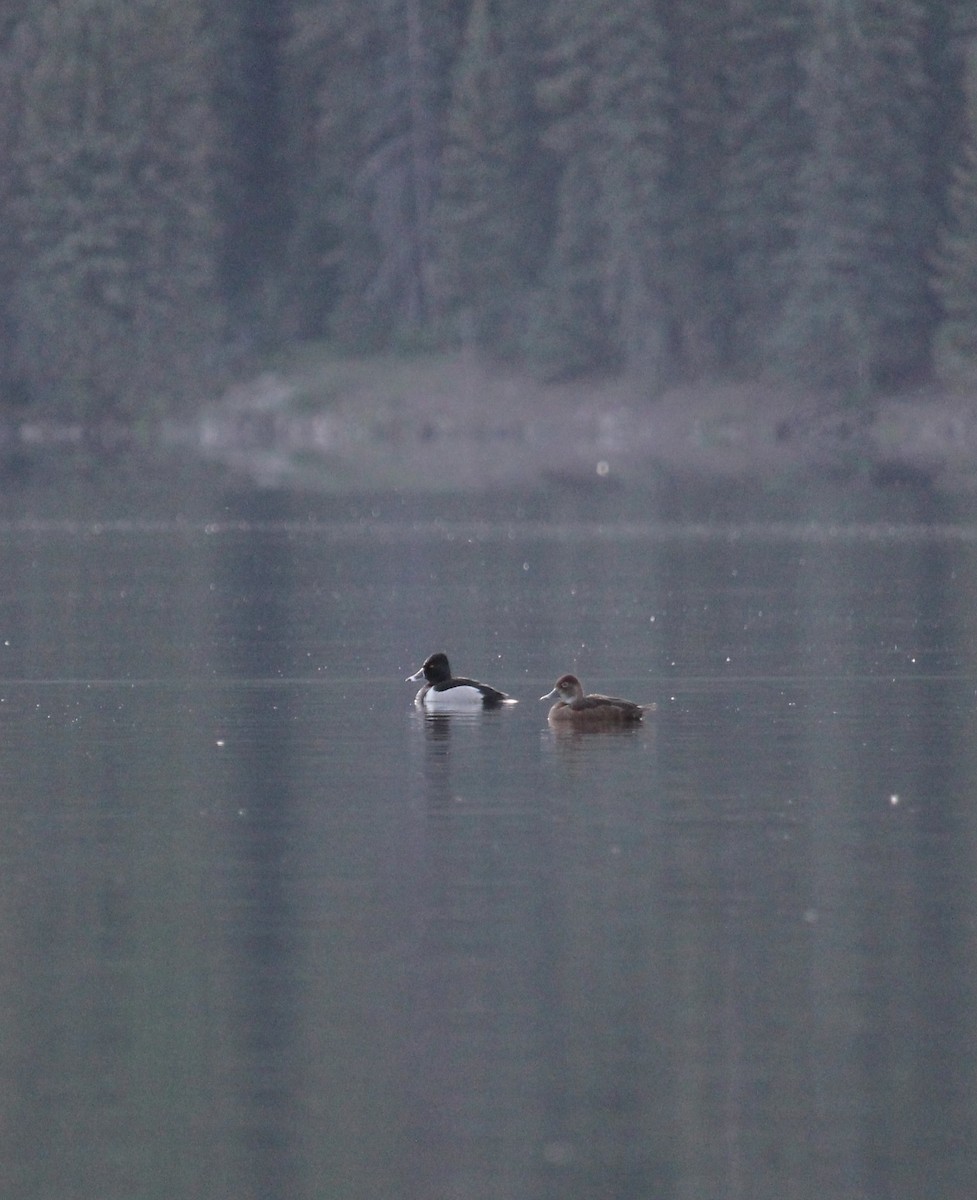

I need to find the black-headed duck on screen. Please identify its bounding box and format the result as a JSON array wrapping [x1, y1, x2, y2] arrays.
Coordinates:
[[407, 652, 516, 711]]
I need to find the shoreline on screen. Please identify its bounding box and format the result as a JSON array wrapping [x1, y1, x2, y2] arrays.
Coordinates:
[[194, 352, 977, 496], [6, 351, 977, 497]]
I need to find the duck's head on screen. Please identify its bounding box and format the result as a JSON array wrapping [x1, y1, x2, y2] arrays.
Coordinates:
[[407, 651, 452, 684], [540, 674, 584, 703]]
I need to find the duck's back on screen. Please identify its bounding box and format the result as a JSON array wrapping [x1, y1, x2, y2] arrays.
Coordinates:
[[427, 676, 510, 709], [552, 693, 646, 723]]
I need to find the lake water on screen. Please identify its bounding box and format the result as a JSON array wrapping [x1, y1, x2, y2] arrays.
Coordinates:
[[1, 464, 976, 1199]]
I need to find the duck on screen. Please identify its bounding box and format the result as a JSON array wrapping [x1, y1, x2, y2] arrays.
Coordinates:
[[540, 673, 653, 725], [407, 651, 515, 710]]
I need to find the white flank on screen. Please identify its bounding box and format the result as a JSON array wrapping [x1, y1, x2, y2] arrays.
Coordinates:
[[420, 685, 488, 710]]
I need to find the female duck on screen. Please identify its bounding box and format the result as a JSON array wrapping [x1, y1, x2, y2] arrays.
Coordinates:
[[540, 673, 653, 725], [407, 652, 515, 711]]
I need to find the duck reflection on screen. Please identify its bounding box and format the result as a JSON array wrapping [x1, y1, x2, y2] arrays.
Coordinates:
[[410, 708, 493, 804], [544, 716, 655, 765], [420, 712, 455, 741]]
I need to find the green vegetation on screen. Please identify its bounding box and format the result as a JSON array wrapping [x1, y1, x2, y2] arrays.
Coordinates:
[[0, 1, 975, 420], [3, 0, 224, 419]]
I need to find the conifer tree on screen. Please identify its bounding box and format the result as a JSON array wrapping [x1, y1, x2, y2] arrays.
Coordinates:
[[435, 0, 547, 355], [210, 0, 290, 337], [592, 0, 670, 384], [931, 5, 977, 379], [660, 0, 733, 377], [535, 0, 669, 383], [286, 0, 460, 347], [721, 0, 806, 373], [0, 14, 28, 402], [532, 0, 609, 376], [532, 157, 616, 378], [933, 139, 977, 378], [932, 33, 977, 382], [772, 0, 934, 396], [10, 0, 224, 418]]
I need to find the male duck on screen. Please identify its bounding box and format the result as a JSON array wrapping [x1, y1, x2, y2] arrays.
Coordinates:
[[407, 652, 515, 710], [540, 673, 653, 725]]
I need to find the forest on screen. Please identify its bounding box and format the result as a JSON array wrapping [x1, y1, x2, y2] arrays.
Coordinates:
[[0, 0, 975, 422]]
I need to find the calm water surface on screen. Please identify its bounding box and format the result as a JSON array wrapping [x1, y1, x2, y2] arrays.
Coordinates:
[[1, 473, 976, 1199]]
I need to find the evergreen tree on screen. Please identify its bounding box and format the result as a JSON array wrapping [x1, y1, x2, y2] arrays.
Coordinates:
[[932, 29, 977, 381], [535, 0, 669, 384], [435, 0, 548, 355], [532, 156, 616, 378], [0, 32, 19, 402], [10, 0, 224, 419], [530, 0, 606, 376], [592, 0, 670, 384], [285, 0, 460, 347], [2, 0, 971, 411], [660, 0, 734, 378], [208, 0, 291, 338], [772, 0, 934, 396], [0, 6, 40, 402], [933, 139, 977, 377], [721, 0, 807, 374]]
